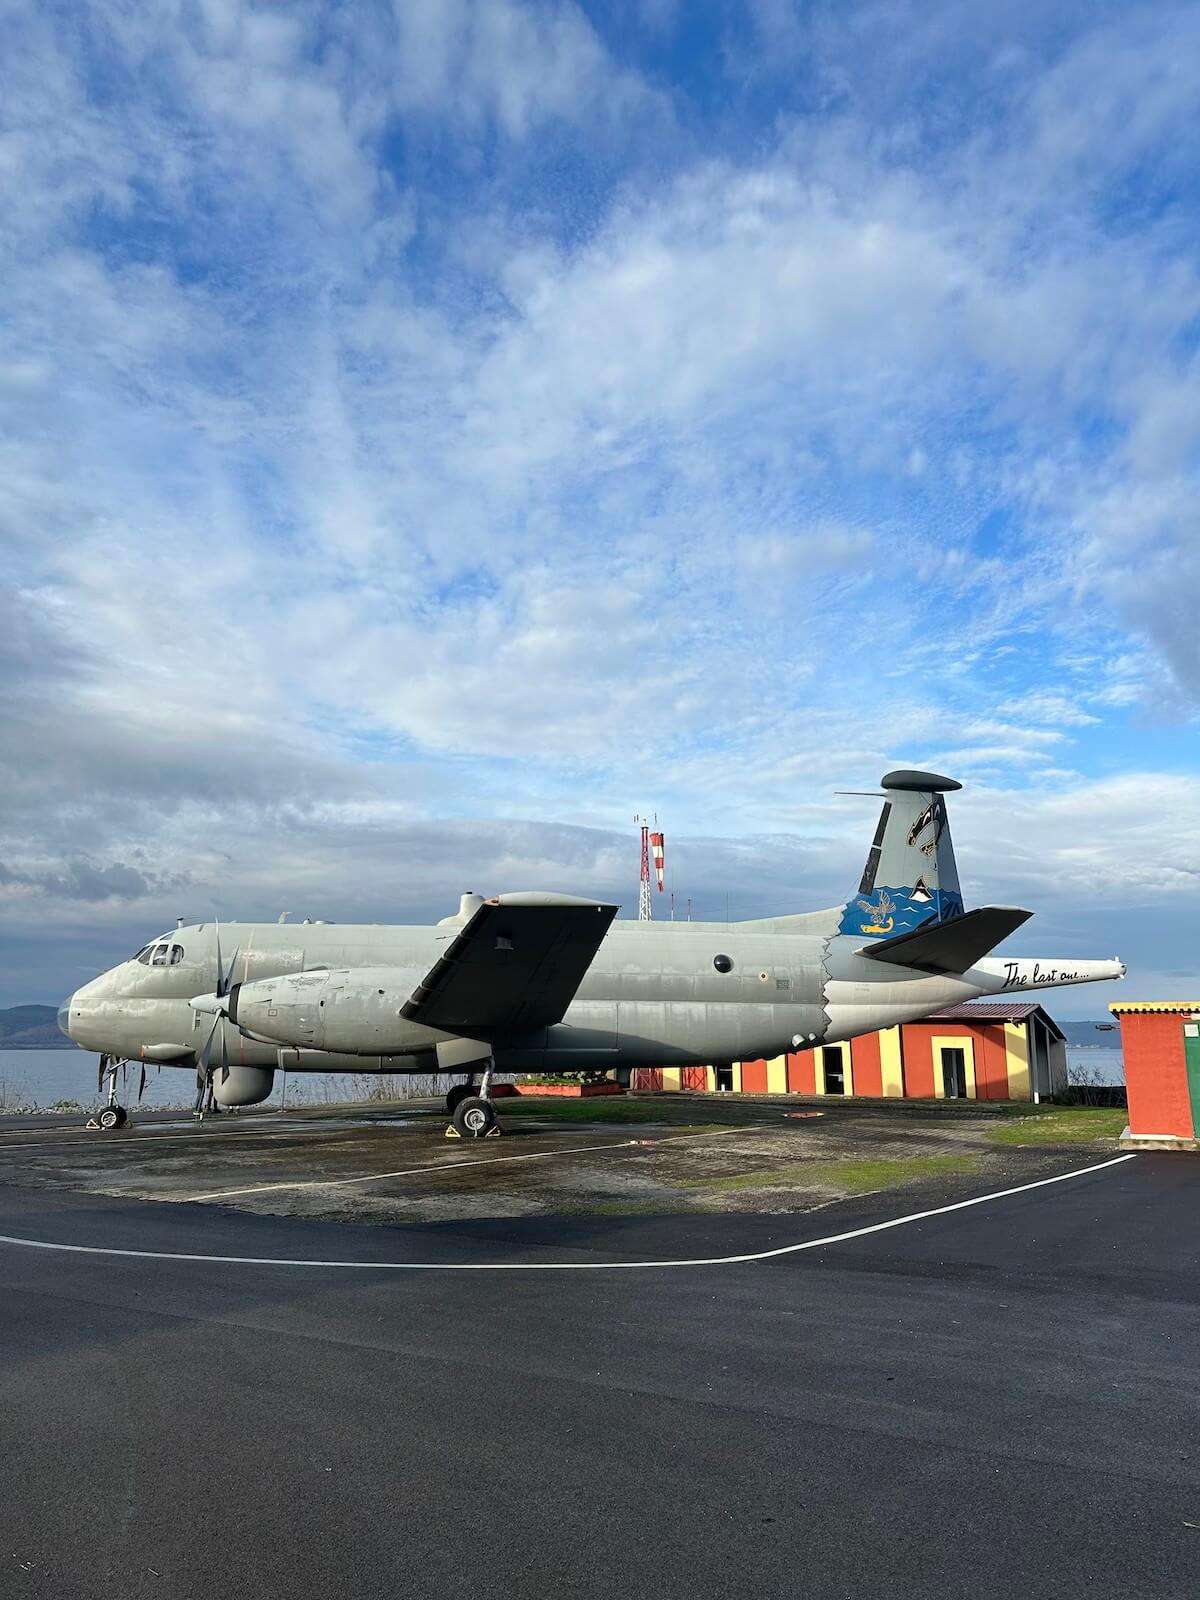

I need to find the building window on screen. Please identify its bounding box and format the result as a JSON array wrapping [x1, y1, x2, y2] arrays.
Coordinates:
[[941, 1046, 967, 1099], [823, 1046, 845, 1095]]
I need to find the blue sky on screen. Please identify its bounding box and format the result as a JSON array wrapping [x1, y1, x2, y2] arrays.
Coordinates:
[[2, 0, 1199, 1015]]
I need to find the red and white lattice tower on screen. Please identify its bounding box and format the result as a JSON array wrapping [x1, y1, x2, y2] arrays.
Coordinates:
[[638, 819, 652, 922], [636, 818, 666, 921]]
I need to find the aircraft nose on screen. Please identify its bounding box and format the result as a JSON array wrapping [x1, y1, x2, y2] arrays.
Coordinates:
[[57, 996, 74, 1039]]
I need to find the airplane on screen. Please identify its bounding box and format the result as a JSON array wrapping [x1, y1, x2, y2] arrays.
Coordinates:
[[59, 770, 1124, 1136]]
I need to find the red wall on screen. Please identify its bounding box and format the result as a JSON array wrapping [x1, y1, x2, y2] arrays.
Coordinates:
[[850, 1031, 882, 1097], [899, 1021, 1013, 1100], [682, 1066, 707, 1091], [787, 1049, 816, 1094], [741, 1059, 769, 1093], [1120, 1014, 1193, 1139]]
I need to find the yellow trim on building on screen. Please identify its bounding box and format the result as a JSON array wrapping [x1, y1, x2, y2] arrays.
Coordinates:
[[766, 1055, 788, 1095], [729, 1062, 742, 1093], [1003, 1023, 1030, 1100], [879, 1027, 904, 1097], [1109, 1002, 1200, 1014], [930, 1035, 976, 1100], [661, 1067, 682, 1092]]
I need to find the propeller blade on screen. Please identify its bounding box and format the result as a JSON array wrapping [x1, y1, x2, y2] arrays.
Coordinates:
[[220, 947, 240, 997], [138, 1065, 146, 1102], [198, 1014, 221, 1076]]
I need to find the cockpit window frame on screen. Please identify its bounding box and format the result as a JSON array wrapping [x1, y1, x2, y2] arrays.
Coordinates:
[[150, 943, 170, 967]]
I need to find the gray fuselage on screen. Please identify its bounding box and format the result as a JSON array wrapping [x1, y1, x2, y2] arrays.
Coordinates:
[[63, 911, 1114, 1078]]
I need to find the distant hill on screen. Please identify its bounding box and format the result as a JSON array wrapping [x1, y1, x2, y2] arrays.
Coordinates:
[[1059, 1020, 1122, 1047], [0, 1005, 77, 1049]]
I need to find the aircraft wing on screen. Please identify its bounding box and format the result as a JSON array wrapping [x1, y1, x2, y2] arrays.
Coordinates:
[[401, 893, 619, 1036], [857, 905, 1032, 974]]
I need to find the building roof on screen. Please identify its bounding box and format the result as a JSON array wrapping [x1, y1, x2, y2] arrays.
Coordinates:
[[1109, 1001, 1200, 1015], [922, 1001, 1065, 1041]]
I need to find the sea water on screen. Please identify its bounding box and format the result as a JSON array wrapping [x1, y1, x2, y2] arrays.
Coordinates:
[[0, 1048, 429, 1113]]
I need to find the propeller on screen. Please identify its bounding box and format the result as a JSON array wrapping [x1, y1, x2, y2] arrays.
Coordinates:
[[188, 921, 241, 1115]]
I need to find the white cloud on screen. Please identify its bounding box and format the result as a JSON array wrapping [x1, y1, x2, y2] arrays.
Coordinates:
[[2, 0, 1199, 1009]]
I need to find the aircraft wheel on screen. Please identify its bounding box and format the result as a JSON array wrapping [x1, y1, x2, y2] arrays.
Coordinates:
[[452, 1096, 497, 1139], [98, 1105, 127, 1130], [446, 1083, 475, 1115]]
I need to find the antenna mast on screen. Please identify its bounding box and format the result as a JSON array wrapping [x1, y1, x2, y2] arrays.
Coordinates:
[[637, 817, 652, 921]]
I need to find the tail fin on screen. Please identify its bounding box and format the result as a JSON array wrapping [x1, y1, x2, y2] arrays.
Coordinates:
[[839, 770, 965, 939]]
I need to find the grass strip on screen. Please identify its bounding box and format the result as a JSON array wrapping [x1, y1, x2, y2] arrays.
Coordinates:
[[987, 1106, 1127, 1145]]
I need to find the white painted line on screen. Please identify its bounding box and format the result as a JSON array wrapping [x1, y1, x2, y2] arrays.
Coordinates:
[[0, 1153, 1137, 1272], [0, 1120, 425, 1153], [178, 1129, 740, 1201]]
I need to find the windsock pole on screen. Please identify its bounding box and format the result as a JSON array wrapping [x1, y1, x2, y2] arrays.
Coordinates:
[[638, 819, 652, 922]]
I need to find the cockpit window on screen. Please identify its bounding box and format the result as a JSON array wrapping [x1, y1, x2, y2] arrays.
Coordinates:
[[135, 945, 153, 965], [169, 944, 184, 965], [150, 943, 170, 966]]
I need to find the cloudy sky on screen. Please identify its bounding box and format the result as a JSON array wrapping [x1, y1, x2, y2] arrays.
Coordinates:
[[3, 0, 1199, 1015]]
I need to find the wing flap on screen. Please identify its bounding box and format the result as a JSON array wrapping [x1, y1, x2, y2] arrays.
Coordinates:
[[857, 905, 1032, 974], [402, 893, 618, 1035]]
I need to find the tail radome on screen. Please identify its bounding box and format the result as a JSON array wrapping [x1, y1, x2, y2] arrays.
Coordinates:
[[841, 769, 965, 939]]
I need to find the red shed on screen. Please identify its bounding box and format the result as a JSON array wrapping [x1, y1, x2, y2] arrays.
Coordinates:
[[1112, 1002, 1200, 1150]]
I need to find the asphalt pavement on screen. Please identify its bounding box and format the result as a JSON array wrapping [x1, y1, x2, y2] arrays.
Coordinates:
[[2, 1147, 1198, 1599]]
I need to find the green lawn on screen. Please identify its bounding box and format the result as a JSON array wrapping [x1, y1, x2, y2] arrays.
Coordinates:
[[675, 1152, 981, 1194], [988, 1106, 1128, 1145]]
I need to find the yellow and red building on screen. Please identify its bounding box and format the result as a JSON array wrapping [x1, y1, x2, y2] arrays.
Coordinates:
[[1111, 1002, 1200, 1149], [631, 1001, 1068, 1103]]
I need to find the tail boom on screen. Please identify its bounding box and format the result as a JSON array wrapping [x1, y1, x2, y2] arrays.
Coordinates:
[[971, 956, 1126, 994]]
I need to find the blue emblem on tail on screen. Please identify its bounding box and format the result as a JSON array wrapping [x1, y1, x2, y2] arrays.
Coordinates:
[[839, 884, 964, 939]]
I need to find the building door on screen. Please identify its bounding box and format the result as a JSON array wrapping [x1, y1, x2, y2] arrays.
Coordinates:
[[1184, 1022, 1200, 1135], [823, 1046, 845, 1095], [714, 1063, 734, 1092], [941, 1046, 967, 1099]]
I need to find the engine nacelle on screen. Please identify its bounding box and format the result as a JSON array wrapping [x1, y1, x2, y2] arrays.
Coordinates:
[[213, 1064, 275, 1107], [228, 967, 441, 1054]]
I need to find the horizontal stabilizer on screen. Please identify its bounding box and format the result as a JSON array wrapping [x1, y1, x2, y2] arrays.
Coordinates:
[[402, 893, 618, 1036], [857, 905, 1032, 974]]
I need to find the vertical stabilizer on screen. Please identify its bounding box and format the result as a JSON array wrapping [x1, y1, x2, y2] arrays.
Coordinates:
[[839, 770, 965, 939]]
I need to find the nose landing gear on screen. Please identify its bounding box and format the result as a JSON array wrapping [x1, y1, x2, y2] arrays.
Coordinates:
[[89, 1055, 129, 1130]]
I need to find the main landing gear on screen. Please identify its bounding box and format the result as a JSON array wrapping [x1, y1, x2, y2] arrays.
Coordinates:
[[444, 1066, 501, 1140]]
